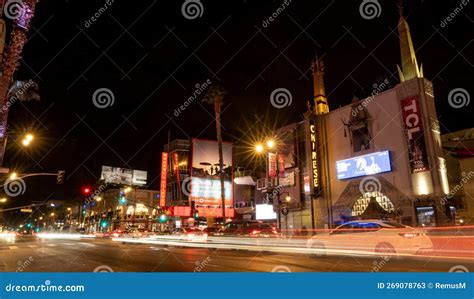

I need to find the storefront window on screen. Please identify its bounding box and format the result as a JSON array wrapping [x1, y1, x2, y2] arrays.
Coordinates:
[[416, 206, 436, 227]]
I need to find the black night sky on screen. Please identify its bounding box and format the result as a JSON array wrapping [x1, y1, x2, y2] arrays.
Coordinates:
[[3, 0, 473, 209]]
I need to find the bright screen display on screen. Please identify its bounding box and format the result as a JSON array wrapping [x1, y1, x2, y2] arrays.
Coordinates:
[[190, 139, 233, 208], [256, 204, 277, 220], [336, 150, 392, 179]]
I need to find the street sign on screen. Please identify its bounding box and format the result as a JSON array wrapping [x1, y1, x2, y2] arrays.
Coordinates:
[[281, 207, 289, 216], [20, 208, 32, 213]]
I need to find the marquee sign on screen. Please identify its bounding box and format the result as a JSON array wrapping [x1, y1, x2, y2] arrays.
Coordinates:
[[159, 152, 168, 207], [400, 96, 430, 174], [308, 121, 320, 194]]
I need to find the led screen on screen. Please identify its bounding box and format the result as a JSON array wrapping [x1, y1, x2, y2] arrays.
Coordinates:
[[256, 204, 277, 220], [336, 150, 392, 179]]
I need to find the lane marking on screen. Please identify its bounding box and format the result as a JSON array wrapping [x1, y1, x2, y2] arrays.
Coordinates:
[[28, 245, 38, 248], [9, 246, 18, 249]]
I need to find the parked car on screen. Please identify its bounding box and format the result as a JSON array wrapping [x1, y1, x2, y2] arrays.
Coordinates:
[[220, 221, 280, 237], [306, 220, 433, 256], [170, 227, 208, 242]]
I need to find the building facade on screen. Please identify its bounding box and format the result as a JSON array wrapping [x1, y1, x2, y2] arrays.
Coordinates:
[[264, 13, 455, 232]]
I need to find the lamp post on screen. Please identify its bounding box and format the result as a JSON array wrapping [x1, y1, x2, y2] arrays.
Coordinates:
[[255, 138, 282, 230]]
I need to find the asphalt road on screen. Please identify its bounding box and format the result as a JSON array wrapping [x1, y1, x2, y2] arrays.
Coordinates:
[[0, 236, 471, 272]]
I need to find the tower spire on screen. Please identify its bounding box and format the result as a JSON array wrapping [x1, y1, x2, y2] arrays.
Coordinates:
[[397, 7, 423, 82], [311, 55, 329, 115]]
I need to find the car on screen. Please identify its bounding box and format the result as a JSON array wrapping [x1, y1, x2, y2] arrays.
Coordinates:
[[201, 226, 222, 236], [170, 227, 208, 242], [306, 220, 433, 256], [220, 221, 280, 237], [123, 228, 149, 238]]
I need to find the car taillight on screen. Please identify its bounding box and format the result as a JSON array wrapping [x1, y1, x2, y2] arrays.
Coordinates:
[[399, 232, 420, 238], [251, 230, 260, 235]]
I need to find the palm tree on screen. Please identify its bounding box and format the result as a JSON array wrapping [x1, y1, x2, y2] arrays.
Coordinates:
[[202, 85, 227, 221], [8, 80, 40, 102]]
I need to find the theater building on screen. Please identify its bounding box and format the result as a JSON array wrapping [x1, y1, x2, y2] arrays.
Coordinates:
[[269, 14, 452, 231]]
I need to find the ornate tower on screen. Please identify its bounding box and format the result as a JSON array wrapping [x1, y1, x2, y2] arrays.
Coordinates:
[[397, 13, 423, 82], [311, 57, 329, 115]]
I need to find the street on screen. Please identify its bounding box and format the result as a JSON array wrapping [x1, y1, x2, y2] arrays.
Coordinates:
[[1, 236, 471, 272]]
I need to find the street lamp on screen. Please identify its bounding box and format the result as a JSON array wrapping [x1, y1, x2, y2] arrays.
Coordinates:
[[0, 198, 6, 203], [255, 143, 264, 153], [21, 133, 34, 147], [266, 139, 275, 149], [9, 172, 17, 180]]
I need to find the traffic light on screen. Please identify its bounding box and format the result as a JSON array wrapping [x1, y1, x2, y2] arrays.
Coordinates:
[[159, 214, 167, 223], [82, 186, 91, 195], [193, 211, 199, 219], [56, 170, 65, 184], [100, 220, 108, 228], [119, 196, 127, 205]]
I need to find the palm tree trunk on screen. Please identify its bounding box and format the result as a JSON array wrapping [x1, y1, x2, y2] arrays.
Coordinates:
[[214, 99, 225, 221], [0, 0, 37, 166]]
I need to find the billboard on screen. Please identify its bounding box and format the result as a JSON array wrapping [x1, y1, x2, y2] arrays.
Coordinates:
[[191, 139, 233, 216], [256, 204, 277, 220], [101, 166, 148, 186], [400, 96, 430, 173], [336, 150, 392, 179]]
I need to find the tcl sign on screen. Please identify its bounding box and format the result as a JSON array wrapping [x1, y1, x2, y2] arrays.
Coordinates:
[[401, 96, 429, 173], [403, 98, 421, 140]]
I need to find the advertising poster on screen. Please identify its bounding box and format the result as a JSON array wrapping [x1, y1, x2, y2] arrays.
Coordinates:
[[191, 139, 233, 217], [400, 96, 430, 173]]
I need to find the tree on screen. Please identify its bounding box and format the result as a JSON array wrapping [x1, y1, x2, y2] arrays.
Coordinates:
[[202, 85, 227, 221]]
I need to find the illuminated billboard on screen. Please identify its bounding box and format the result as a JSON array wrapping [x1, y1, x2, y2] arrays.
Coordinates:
[[101, 166, 148, 186], [256, 204, 277, 220], [336, 150, 392, 180], [191, 139, 233, 217]]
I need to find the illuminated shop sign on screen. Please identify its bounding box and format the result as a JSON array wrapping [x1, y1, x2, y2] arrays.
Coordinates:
[[400, 96, 430, 173], [159, 152, 168, 207], [336, 150, 392, 179], [309, 123, 320, 191]]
